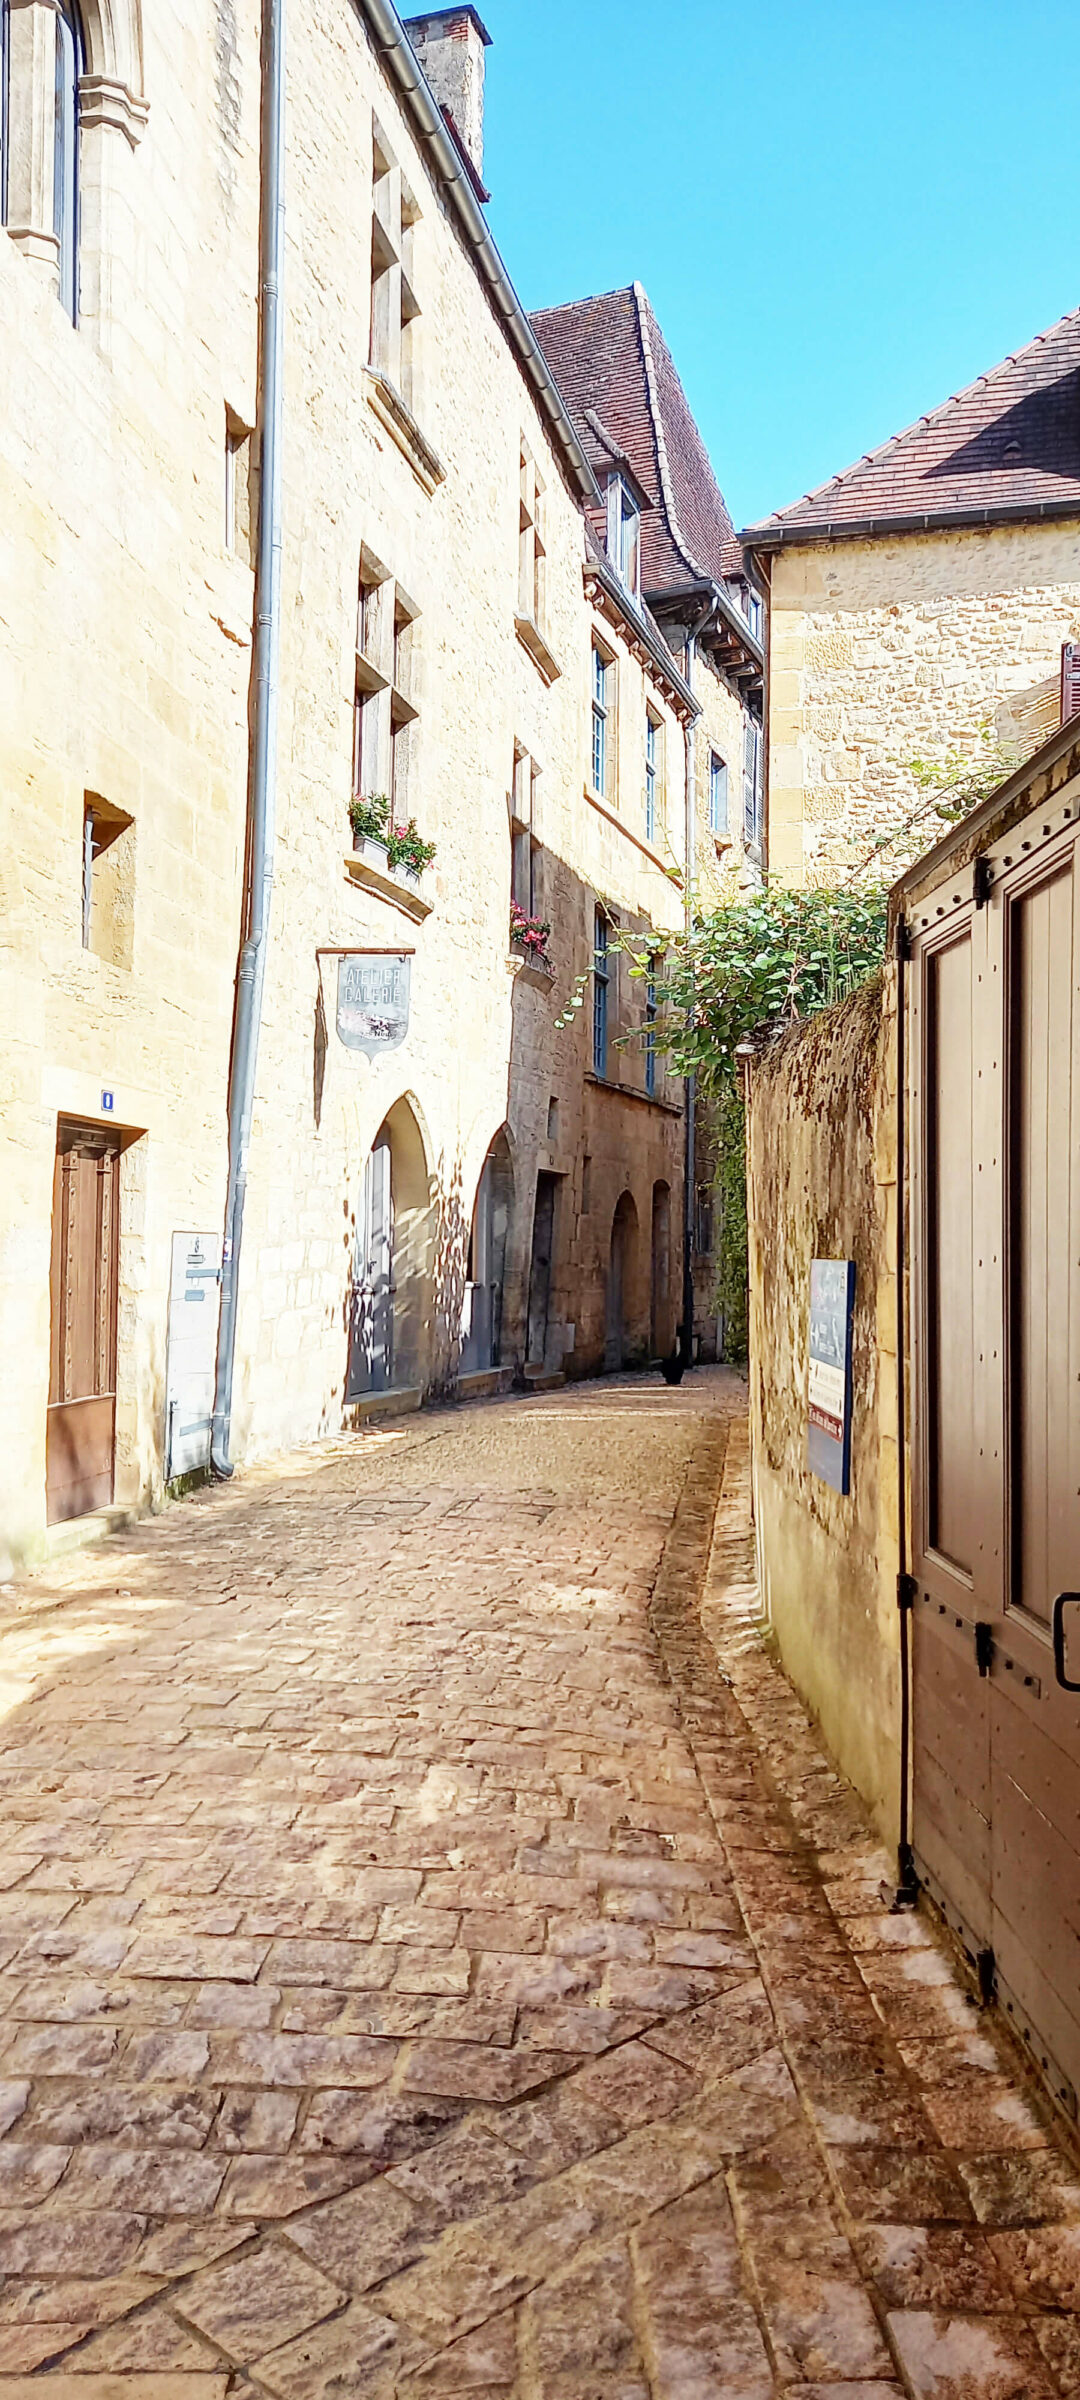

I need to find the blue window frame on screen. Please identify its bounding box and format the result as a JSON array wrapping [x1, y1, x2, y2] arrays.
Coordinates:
[[593, 908, 609, 1078], [645, 959, 658, 1097], [645, 714, 659, 844], [591, 643, 609, 796]]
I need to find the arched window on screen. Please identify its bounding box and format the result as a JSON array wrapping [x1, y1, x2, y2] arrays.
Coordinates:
[[54, 1, 83, 320]]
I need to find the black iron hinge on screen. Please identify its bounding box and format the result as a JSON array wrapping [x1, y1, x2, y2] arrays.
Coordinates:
[[976, 1946, 996, 2005], [975, 1621, 995, 1677], [973, 855, 993, 909], [894, 915, 912, 962], [897, 1571, 917, 1613]]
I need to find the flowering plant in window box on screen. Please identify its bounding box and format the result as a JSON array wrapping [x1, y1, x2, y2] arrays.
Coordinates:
[[386, 818, 437, 881], [349, 792, 391, 860], [510, 901, 553, 972], [348, 796, 435, 890]]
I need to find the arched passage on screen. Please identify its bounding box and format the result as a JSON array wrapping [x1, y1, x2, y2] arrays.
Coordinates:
[[346, 1096, 434, 1399], [461, 1129, 514, 1375], [651, 1180, 674, 1360], [605, 1190, 640, 1372]]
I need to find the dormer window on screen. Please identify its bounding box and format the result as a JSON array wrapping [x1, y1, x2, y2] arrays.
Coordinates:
[[606, 477, 640, 598]]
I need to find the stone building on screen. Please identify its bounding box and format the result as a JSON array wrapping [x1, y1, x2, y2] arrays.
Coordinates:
[[742, 307, 1080, 883], [531, 285, 765, 1350], [0, 0, 749, 1567]]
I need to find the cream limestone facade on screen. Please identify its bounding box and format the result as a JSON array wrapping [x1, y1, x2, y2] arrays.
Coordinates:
[[1, 0, 703, 1568], [763, 522, 1080, 884]]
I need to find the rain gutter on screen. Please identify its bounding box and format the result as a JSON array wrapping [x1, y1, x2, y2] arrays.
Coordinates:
[[211, 0, 286, 1476]]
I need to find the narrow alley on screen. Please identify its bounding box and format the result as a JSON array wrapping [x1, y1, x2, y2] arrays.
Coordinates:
[[0, 1376, 1077, 2400]]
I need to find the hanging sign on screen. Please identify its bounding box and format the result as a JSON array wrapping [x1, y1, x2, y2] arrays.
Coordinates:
[[807, 1257, 856, 1494], [336, 953, 411, 1055], [165, 1232, 222, 1479]]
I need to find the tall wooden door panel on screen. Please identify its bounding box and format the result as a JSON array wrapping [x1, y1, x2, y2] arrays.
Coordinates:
[[46, 1124, 121, 1525], [911, 916, 992, 1952], [911, 821, 1080, 2114]]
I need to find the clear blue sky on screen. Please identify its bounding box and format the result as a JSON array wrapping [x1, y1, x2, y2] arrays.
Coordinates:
[[482, 0, 1080, 531]]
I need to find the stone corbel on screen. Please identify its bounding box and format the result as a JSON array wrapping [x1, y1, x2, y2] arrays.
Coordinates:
[[79, 73, 149, 146]]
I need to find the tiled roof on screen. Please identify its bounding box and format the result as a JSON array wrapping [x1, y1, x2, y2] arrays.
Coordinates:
[[530, 284, 746, 592], [744, 307, 1080, 549]]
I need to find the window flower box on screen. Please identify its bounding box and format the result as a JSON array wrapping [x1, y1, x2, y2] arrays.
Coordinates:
[[509, 904, 554, 989], [349, 796, 435, 893]]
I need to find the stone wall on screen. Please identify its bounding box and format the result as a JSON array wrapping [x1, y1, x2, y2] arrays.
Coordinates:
[[1, 0, 695, 1563], [767, 522, 1080, 883], [745, 971, 901, 1844]]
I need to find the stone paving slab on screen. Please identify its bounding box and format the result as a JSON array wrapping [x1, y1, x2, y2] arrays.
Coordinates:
[[0, 1375, 1075, 2394]]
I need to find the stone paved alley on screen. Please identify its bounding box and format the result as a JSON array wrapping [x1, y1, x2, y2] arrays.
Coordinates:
[[0, 1374, 1078, 2398]]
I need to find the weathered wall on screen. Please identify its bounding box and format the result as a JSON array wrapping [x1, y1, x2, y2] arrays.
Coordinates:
[[767, 522, 1080, 883], [746, 971, 901, 1843]]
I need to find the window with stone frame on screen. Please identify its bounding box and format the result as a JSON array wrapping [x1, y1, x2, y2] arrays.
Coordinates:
[[509, 746, 541, 919], [645, 710, 663, 844], [353, 543, 420, 812], [4, 0, 85, 316], [369, 118, 421, 411], [591, 639, 614, 800], [592, 906, 612, 1079], [518, 441, 547, 631]]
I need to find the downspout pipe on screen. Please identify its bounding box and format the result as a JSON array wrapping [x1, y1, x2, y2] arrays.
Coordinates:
[[679, 595, 717, 1370], [891, 911, 920, 1905], [211, 0, 286, 1477]]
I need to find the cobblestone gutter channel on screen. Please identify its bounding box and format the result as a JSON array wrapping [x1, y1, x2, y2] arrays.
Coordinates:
[[0, 1376, 1075, 2399]]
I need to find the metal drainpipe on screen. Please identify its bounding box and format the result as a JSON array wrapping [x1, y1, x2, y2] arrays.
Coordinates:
[[211, 0, 286, 1477], [679, 597, 716, 1371]]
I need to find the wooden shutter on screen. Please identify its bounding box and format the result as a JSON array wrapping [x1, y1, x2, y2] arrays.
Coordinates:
[[1061, 641, 1080, 725]]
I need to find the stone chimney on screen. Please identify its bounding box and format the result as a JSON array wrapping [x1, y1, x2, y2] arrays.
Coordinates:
[[405, 8, 492, 186]]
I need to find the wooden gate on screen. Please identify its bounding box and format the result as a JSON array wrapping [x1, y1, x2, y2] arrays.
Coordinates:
[[47, 1123, 121, 1524], [909, 819, 1080, 2114]]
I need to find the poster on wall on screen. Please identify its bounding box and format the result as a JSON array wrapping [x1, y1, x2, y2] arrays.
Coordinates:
[[336, 954, 411, 1054], [807, 1257, 856, 1494], [165, 1233, 222, 1479]]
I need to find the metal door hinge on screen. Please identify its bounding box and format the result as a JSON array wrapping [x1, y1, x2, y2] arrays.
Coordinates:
[[894, 915, 912, 962], [897, 1571, 917, 1612], [973, 855, 993, 908], [976, 1946, 996, 2005], [975, 1621, 995, 1677]]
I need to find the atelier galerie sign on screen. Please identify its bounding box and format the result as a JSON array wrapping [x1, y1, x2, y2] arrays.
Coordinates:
[[807, 1257, 856, 1494], [336, 953, 411, 1055]]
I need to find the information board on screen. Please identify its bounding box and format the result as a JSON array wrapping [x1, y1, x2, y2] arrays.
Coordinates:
[[166, 1232, 222, 1479], [807, 1257, 856, 1494]]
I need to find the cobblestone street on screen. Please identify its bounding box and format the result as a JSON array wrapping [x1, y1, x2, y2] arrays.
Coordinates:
[[0, 1373, 1078, 2398]]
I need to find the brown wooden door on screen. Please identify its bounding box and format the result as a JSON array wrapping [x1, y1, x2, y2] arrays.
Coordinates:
[[46, 1124, 121, 1524], [910, 818, 1080, 2115]]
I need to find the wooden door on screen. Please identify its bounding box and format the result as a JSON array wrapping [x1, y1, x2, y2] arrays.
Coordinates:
[[47, 1124, 121, 1524], [910, 818, 1080, 2114]]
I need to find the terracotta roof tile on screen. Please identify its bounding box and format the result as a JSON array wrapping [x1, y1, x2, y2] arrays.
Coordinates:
[[530, 285, 746, 593], [744, 307, 1080, 548]]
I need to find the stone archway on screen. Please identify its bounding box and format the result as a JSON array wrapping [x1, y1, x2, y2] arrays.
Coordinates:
[[346, 1095, 434, 1400], [605, 1190, 640, 1373], [461, 1129, 514, 1375]]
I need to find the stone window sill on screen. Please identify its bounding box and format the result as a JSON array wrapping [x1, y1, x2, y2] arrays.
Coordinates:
[[365, 370, 445, 497], [515, 615, 562, 686], [507, 947, 555, 993], [343, 852, 433, 922]]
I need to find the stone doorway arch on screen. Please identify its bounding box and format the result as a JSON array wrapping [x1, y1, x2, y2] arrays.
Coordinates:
[[346, 1095, 434, 1400], [461, 1130, 515, 1374], [605, 1189, 639, 1372]]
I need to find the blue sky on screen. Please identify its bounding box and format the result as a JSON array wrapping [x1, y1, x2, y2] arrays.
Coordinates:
[[483, 0, 1079, 530]]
